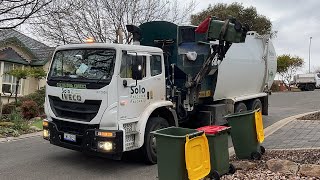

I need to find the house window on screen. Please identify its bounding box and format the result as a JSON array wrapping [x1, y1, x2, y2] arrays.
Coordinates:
[[2, 62, 23, 95]]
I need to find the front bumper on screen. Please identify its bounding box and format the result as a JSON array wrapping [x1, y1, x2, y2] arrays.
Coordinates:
[[44, 121, 123, 160]]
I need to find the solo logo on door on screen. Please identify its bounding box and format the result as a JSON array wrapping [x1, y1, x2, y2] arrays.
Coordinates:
[[130, 85, 146, 103]]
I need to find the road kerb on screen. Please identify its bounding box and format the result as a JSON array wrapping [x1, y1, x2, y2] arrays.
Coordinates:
[[228, 110, 320, 157], [0, 131, 42, 143]]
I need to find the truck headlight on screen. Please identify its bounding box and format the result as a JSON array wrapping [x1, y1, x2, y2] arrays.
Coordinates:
[[43, 120, 49, 128], [97, 141, 113, 151], [43, 129, 50, 139]]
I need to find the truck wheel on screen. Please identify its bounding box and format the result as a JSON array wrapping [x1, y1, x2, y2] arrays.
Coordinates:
[[142, 117, 169, 164], [234, 102, 247, 113], [248, 99, 262, 111], [306, 84, 315, 91]]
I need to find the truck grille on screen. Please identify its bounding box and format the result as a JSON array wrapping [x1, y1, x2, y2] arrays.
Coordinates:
[[52, 118, 99, 135], [49, 96, 101, 122]]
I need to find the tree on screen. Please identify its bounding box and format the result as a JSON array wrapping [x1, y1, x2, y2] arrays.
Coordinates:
[[29, 0, 196, 45], [5, 67, 46, 105], [0, 0, 52, 29], [191, 2, 272, 35], [30, 67, 47, 90], [277, 54, 304, 90], [5, 68, 30, 105]]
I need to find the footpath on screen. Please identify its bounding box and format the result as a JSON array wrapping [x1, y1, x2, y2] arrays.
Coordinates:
[[224, 111, 320, 179]]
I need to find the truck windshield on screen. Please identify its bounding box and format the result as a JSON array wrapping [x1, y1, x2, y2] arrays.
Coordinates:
[[48, 49, 116, 82]]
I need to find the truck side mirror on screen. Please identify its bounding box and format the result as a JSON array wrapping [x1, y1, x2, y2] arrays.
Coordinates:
[[132, 56, 143, 80]]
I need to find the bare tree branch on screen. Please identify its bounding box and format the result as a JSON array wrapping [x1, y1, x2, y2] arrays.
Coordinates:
[[28, 0, 196, 45], [0, 0, 52, 29]]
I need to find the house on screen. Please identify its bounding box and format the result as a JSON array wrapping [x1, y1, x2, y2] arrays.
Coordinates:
[[0, 29, 54, 103]]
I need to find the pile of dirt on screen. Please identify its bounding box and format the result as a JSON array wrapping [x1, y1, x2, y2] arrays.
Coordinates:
[[298, 112, 320, 120]]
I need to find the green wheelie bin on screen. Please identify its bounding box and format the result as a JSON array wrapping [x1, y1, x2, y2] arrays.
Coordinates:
[[151, 127, 209, 180], [197, 125, 236, 180], [225, 110, 265, 160]]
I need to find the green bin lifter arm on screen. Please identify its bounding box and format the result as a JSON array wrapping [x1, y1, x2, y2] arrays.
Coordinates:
[[185, 18, 249, 106]]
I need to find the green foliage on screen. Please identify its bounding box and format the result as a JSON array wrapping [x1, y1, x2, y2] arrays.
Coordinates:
[[9, 110, 23, 122], [2, 102, 15, 114], [30, 67, 47, 79], [21, 87, 45, 113], [277, 54, 304, 88], [21, 100, 39, 119], [5, 67, 46, 106], [0, 111, 33, 137], [5, 67, 30, 80], [31, 119, 43, 130], [0, 127, 20, 137], [277, 54, 304, 73], [191, 2, 272, 35]]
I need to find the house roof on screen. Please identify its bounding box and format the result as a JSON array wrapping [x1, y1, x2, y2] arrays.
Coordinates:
[[0, 29, 54, 66], [0, 47, 29, 65]]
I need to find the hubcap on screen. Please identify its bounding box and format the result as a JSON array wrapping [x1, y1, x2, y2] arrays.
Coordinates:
[[151, 136, 157, 152], [150, 125, 165, 154]]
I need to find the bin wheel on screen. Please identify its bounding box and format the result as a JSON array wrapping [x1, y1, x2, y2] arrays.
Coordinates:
[[251, 152, 262, 160], [142, 117, 169, 164], [208, 170, 220, 180], [228, 164, 236, 174], [260, 146, 266, 155]]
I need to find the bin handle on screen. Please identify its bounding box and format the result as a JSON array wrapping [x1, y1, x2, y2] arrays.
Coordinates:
[[187, 131, 204, 140]]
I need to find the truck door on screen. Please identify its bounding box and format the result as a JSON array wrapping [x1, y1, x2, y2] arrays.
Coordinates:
[[316, 73, 320, 88], [149, 54, 165, 102], [117, 52, 151, 120]]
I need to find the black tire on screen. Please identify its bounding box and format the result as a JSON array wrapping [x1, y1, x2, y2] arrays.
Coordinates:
[[142, 117, 169, 164], [260, 146, 266, 155], [306, 84, 315, 91], [248, 99, 262, 111], [228, 164, 236, 174], [234, 102, 247, 113], [208, 170, 220, 180], [251, 152, 262, 160]]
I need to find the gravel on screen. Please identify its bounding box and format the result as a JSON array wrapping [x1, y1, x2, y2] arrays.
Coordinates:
[[298, 112, 320, 120], [221, 149, 320, 180]]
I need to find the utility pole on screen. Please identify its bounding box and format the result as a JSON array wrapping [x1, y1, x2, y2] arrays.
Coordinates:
[[309, 36, 312, 73]]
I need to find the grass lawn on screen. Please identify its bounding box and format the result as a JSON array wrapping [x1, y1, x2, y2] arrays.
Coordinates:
[[31, 119, 43, 130]]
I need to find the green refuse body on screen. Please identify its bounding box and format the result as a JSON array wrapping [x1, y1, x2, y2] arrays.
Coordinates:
[[151, 127, 201, 180], [225, 110, 264, 160]]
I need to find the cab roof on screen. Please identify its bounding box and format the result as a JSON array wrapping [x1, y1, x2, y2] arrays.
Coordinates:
[[55, 43, 163, 53]]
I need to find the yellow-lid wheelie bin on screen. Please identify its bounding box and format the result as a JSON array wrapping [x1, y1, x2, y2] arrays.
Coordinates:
[[152, 127, 211, 180], [225, 110, 265, 160]]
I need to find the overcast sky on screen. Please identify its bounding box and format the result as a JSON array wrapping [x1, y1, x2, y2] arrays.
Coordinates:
[[19, 0, 318, 73], [191, 0, 320, 73]]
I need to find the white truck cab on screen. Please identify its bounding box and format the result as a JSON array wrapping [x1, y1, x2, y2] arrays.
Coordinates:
[[44, 43, 177, 163]]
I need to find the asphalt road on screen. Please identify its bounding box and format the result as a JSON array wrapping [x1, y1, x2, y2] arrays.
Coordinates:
[[1, 90, 320, 180]]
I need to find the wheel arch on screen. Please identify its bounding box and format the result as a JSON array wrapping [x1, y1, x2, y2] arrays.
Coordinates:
[[135, 101, 177, 148]]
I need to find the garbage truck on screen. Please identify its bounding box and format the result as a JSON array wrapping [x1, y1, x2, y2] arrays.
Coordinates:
[[42, 18, 277, 164], [292, 73, 320, 91]]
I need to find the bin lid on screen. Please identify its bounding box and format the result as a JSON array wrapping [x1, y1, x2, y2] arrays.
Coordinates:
[[185, 133, 211, 180], [197, 125, 229, 135]]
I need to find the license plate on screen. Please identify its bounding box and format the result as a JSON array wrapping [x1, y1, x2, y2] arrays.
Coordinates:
[[64, 133, 76, 142]]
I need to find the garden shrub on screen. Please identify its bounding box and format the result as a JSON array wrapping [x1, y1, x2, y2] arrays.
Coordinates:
[[21, 100, 39, 119], [20, 87, 45, 114], [2, 102, 15, 114]]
